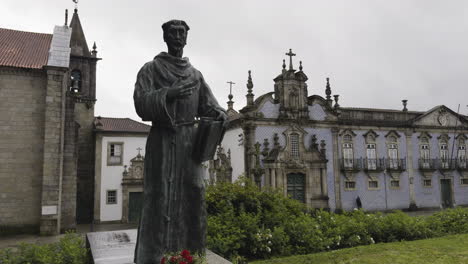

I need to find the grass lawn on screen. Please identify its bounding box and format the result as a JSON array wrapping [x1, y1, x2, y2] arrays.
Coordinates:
[[251, 234, 468, 264]]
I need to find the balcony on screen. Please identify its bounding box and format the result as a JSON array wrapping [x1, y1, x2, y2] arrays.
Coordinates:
[[363, 158, 385, 172], [456, 159, 468, 171], [385, 158, 406, 172], [340, 158, 362, 172], [418, 159, 437, 171]]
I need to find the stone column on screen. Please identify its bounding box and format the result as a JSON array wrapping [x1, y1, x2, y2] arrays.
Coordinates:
[[40, 67, 67, 235], [271, 168, 276, 188], [405, 130, 417, 209], [321, 168, 328, 197], [332, 128, 342, 211]]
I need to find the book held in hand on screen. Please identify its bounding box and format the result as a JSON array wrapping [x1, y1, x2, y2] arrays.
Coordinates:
[[193, 117, 225, 163]]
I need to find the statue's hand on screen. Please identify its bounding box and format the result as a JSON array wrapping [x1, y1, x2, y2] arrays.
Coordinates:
[[167, 78, 199, 101]]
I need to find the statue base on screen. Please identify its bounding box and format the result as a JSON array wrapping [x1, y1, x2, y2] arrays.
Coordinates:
[[86, 229, 231, 264]]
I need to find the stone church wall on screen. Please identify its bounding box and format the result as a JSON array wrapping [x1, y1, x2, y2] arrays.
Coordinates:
[[0, 69, 47, 230]]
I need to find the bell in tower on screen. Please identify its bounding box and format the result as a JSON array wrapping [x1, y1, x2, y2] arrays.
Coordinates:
[[274, 49, 309, 119]]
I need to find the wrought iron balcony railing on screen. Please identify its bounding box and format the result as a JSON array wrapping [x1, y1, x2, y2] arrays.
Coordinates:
[[385, 158, 406, 171], [418, 158, 457, 170], [456, 159, 468, 171], [340, 158, 362, 171], [418, 158, 437, 170], [363, 158, 385, 171]]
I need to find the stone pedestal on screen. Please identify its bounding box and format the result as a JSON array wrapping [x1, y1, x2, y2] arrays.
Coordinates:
[[86, 229, 231, 264]]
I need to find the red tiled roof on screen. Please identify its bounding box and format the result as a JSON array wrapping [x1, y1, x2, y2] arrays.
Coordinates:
[[94, 117, 150, 133], [0, 28, 52, 69]]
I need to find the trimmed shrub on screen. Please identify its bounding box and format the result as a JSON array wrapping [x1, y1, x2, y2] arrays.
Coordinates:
[[206, 178, 468, 261]]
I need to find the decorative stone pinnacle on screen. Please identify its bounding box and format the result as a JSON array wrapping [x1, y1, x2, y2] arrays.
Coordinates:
[[273, 133, 280, 148], [285, 48, 296, 71], [326, 77, 332, 102], [311, 135, 318, 150], [282, 59, 286, 71], [65, 9, 68, 26], [320, 140, 327, 156], [299, 61, 303, 71], [73, 0, 79, 13], [247, 71, 253, 93]]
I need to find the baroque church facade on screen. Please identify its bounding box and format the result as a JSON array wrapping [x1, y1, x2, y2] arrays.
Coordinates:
[[216, 50, 468, 212], [0, 8, 99, 234]]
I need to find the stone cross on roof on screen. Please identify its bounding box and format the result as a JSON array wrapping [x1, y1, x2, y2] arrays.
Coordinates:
[[285, 48, 296, 70]]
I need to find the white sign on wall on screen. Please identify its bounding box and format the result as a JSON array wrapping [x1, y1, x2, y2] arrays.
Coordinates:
[[41, 205, 58, 215]]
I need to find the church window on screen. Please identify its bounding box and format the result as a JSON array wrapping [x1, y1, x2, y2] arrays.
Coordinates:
[[368, 180, 379, 189], [345, 181, 356, 190], [390, 180, 400, 188], [70, 70, 82, 93], [387, 136, 399, 169], [423, 179, 432, 187], [290, 133, 299, 158], [106, 190, 117, 204], [108, 143, 123, 165]]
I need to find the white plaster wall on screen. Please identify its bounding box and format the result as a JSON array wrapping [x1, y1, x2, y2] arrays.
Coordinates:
[[100, 135, 147, 222], [221, 128, 245, 181]]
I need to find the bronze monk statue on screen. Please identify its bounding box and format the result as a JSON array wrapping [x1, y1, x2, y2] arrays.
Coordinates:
[[133, 19, 227, 264]]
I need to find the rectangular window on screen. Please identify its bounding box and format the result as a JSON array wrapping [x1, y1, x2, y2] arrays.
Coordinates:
[[440, 144, 449, 169], [106, 190, 117, 204], [366, 144, 377, 170], [388, 144, 399, 169], [345, 181, 356, 190], [343, 143, 354, 169], [368, 180, 379, 189], [108, 143, 123, 165], [461, 179, 468, 185], [420, 145, 430, 168], [390, 180, 400, 188], [458, 146, 466, 169], [423, 179, 432, 187], [290, 134, 299, 158]]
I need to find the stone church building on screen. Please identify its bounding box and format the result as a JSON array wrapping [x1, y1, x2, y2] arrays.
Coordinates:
[[215, 50, 468, 212], [0, 8, 99, 235]]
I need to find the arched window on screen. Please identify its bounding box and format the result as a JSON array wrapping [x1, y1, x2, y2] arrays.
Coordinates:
[[290, 133, 299, 158], [387, 135, 399, 169], [420, 136, 430, 169], [70, 70, 82, 93]]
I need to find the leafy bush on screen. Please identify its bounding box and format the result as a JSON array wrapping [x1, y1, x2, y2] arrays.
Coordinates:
[[206, 178, 468, 261], [0, 232, 87, 264]]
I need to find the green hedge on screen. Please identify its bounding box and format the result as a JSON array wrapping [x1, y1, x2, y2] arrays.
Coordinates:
[[206, 177, 468, 261], [0, 232, 87, 264]]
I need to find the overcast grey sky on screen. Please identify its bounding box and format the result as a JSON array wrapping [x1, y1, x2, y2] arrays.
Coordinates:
[[2, 0, 468, 121]]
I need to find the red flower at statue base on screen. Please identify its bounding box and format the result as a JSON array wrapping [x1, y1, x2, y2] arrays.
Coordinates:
[[161, 249, 200, 264]]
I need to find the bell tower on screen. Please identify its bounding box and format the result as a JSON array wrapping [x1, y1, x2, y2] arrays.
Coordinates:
[[68, 7, 101, 223], [274, 49, 309, 119]]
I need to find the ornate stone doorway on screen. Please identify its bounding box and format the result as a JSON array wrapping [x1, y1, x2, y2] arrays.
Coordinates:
[[121, 151, 144, 223], [287, 173, 305, 202]]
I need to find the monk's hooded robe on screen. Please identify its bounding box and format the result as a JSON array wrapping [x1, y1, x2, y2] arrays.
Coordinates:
[[133, 52, 226, 264]]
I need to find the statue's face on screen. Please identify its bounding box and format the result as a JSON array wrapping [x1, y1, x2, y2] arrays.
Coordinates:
[[164, 24, 187, 50]]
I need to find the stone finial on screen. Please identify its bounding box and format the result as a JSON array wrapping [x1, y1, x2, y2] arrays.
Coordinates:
[[310, 135, 319, 150], [282, 59, 286, 72], [65, 9, 68, 26], [333, 94, 340, 109], [299, 61, 303, 71], [402, 99, 408, 112], [92, 42, 98, 57], [262, 138, 270, 157], [325, 77, 332, 106], [73, 0, 79, 13], [246, 70, 254, 106]]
